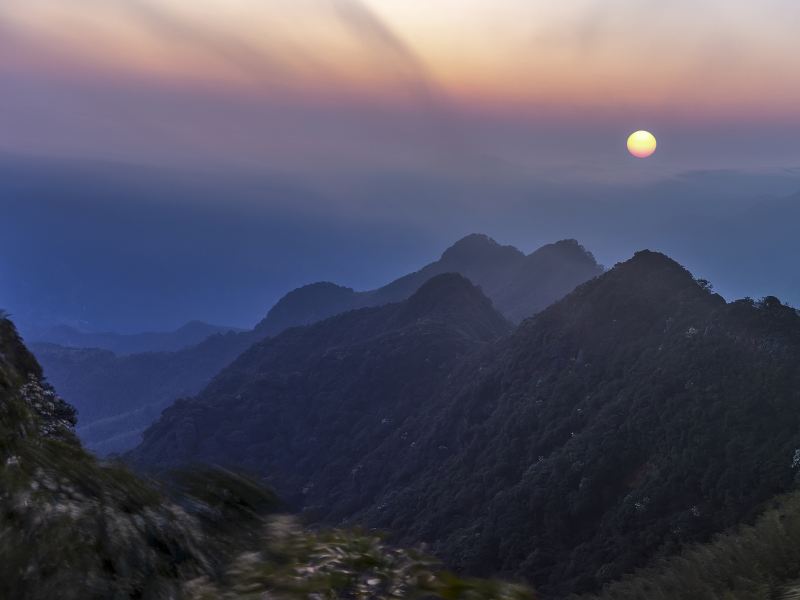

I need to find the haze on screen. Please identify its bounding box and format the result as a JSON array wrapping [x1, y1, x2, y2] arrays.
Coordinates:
[[1, 0, 799, 333]]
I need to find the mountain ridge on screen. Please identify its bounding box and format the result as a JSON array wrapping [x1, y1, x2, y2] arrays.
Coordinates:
[[28, 320, 243, 355], [36, 234, 602, 453], [129, 273, 511, 500], [132, 249, 800, 598], [2, 311, 525, 599], [256, 234, 603, 335], [348, 250, 800, 596]]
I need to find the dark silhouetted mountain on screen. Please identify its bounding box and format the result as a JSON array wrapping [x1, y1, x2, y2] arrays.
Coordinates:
[[130, 274, 510, 493], [29, 320, 243, 355], [131, 251, 800, 598], [256, 234, 603, 334], [35, 235, 601, 454], [255, 282, 362, 337], [490, 238, 607, 323]]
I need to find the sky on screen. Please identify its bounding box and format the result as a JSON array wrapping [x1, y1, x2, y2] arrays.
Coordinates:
[[1, 1, 800, 333], [3, 0, 800, 172]]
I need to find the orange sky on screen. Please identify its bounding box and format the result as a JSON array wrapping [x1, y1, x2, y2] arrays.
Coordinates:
[[3, 0, 800, 117]]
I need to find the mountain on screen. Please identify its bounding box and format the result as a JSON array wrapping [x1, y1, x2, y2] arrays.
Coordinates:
[[345, 251, 800, 597], [29, 320, 243, 355], [129, 274, 511, 498], [582, 490, 800, 600], [31, 329, 260, 454], [131, 251, 800, 598], [256, 234, 603, 335], [35, 234, 602, 454], [6, 304, 800, 599], [0, 311, 523, 600]]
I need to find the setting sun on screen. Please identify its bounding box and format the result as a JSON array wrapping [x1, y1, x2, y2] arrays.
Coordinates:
[[627, 130, 657, 158]]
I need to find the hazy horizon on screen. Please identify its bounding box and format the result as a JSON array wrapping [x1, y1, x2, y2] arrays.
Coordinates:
[[2, 152, 799, 335]]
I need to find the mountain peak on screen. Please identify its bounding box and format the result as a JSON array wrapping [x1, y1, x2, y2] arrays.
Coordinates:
[[536, 249, 723, 331], [256, 235, 600, 334], [528, 238, 601, 267], [406, 272, 483, 306], [397, 273, 511, 336], [255, 282, 357, 335], [617, 249, 698, 281], [440, 234, 524, 264], [551, 238, 590, 255]]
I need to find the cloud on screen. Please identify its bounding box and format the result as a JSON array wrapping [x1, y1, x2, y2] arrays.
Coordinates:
[[329, 0, 445, 116], [0, 9, 49, 63], [0, 0, 307, 84], [123, 0, 302, 83], [331, 0, 430, 84], [330, 0, 480, 170], [58, 0, 330, 89]]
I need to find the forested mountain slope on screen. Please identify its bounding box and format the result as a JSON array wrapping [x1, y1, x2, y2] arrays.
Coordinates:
[[133, 251, 800, 598], [351, 251, 800, 597], [130, 274, 511, 503]]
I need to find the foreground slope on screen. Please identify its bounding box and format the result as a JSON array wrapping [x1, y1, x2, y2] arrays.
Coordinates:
[[0, 314, 210, 598], [130, 274, 511, 506]]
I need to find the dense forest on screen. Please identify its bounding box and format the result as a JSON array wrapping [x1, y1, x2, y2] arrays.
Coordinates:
[[131, 250, 800, 598]]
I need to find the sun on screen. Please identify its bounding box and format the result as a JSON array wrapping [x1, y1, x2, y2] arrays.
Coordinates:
[[627, 130, 657, 158]]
